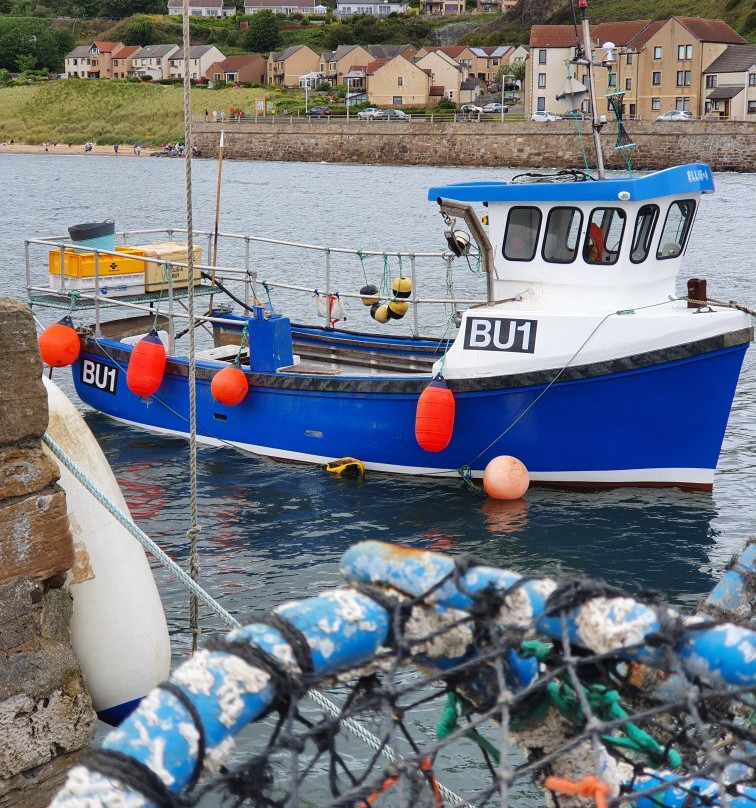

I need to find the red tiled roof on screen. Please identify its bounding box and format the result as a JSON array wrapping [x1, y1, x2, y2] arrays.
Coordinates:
[[214, 54, 264, 70], [439, 46, 466, 58], [112, 45, 140, 59], [429, 85, 444, 96], [675, 17, 746, 44], [93, 41, 120, 53], [365, 57, 391, 75], [530, 21, 653, 49], [628, 20, 665, 49]]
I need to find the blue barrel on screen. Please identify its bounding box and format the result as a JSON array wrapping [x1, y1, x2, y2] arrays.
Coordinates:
[[68, 220, 115, 253]]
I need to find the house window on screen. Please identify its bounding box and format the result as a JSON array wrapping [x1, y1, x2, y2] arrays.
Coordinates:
[[625, 78, 631, 91], [653, 46, 662, 59], [629, 103, 636, 118], [492, 59, 499, 66], [652, 71, 661, 85], [676, 70, 691, 86], [675, 97, 690, 111], [677, 44, 692, 60], [608, 72, 616, 87], [630, 204, 659, 264], [706, 75, 717, 88], [583, 208, 626, 265], [657, 200, 696, 259], [392, 96, 402, 105], [748, 100, 756, 114], [537, 72, 546, 88], [537, 96, 545, 111], [538, 49, 546, 64], [397, 76, 403, 86], [749, 73, 756, 86], [626, 52, 633, 65], [541, 207, 583, 264], [503, 207, 542, 262]]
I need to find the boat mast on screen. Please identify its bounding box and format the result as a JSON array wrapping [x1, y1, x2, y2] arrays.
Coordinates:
[[579, 0, 606, 180]]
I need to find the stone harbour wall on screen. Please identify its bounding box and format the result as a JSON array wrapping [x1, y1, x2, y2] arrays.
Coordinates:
[[0, 298, 96, 808], [192, 120, 756, 172]]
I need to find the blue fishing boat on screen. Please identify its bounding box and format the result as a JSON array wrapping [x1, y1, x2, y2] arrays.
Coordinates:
[[27, 9, 751, 492]]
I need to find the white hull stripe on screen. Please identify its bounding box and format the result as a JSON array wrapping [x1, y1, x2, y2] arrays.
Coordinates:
[[104, 413, 715, 487]]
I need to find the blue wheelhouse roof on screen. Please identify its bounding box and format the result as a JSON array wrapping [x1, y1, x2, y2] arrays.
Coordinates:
[[427, 164, 715, 204]]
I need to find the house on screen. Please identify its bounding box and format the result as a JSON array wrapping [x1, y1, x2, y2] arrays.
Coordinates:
[[633, 17, 746, 119], [130, 44, 180, 81], [245, 0, 325, 12], [267, 45, 321, 87], [415, 45, 476, 77], [525, 21, 661, 119], [319, 45, 373, 85], [420, 0, 463, 15], [459, 76, 480, 104], [475, 0, 516, 12], [365, 54, 431, 106], [343, 67, 366, 91], [206, 54, 268, 85], [335, 1, 408, 17], [168, 45, 225, 80], [111, 45, 140, 79], [167, 0, 236, 16], [64, 46, 91, 78], [701, 44, 756, 120], [414, 50, 465, 101], [299, 71, 323, 88], [468, 46, 513, 86]]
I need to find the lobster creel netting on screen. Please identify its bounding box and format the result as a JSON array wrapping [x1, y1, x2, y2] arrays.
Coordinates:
[[51, 540, 755, 808]]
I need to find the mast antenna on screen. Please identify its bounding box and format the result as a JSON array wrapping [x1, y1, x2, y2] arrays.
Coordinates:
[[578, 0, 606, 179]]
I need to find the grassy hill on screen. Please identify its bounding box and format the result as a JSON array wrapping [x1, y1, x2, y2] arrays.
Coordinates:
[[0, 80, 290, 145]]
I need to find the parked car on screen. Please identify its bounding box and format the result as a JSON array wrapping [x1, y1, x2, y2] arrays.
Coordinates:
[[656, 110, 692, 121], [306, 106, 331, 117], [531, 111, 562, 122], [483, 103, 508, 114], [356, 108, 384, 120], [383, 109, 410, 121], [460, 104, 483, 116]]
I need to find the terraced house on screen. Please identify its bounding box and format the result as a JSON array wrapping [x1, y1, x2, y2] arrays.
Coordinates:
[[65, 41, 123, 79], [167, 0, 236, 15], [702, 44, 756, 120], [267, 45, 321, 87], [130, 44, 180, 80], [168, 45, 225, 80]]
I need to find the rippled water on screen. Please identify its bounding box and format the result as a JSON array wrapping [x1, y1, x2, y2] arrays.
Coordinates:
[[1, 153, 754, 797]]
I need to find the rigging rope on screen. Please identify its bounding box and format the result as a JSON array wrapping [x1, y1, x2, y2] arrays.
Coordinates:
[[182, 0, 201, 654]]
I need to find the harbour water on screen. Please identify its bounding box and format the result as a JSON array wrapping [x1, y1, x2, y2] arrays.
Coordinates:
[[1, 153, 755, 765]]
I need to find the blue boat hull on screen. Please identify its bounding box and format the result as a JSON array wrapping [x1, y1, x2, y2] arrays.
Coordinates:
[[71, 331, 749, 490]]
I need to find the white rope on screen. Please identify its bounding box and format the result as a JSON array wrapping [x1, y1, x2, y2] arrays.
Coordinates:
[[181, 0, 201, 654], [41, 432, 469, 806]]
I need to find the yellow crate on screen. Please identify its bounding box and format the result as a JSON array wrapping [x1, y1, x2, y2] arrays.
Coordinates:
[[135, 243, 203, 292], [49, 247, 146, 278]]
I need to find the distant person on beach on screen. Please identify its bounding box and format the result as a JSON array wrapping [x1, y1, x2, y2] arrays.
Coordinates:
[[212, 109, 218, 122], [204, 109, 209, 121], [114, 143, 119, 155], [133, 144, 141, 156], [84, 142, 93, 152], [220, 109, 225, 122]]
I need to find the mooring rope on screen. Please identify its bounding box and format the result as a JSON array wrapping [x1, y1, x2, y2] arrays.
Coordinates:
[[181, 0, 201, 654], [42, 432, 469, 807]]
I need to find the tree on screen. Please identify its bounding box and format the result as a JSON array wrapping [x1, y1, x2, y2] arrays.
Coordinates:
[[0, 18, 64, 72], [16, 52, 36, 72], [244, 10, 279, 53], [496, 58, 525, 89]]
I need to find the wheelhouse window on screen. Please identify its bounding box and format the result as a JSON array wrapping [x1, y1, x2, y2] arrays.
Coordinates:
[[503, 207, 542, 262], [657, 200, 696, 259], [630, 204, 659, 263], [541, 207, 583, 264], [583, 208, 626, 265]]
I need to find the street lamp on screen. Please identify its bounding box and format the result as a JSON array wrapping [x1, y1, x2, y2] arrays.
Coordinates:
[[305, 82, 308, 114], [501, 73, 514, 122], [346, 76, 351, 122]]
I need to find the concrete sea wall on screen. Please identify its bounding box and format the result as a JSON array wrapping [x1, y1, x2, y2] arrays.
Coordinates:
[[193, 120, 756, 172], [0, 299, 96, 807]]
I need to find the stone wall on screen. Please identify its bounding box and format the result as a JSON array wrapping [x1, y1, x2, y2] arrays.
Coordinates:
[[0, 299, 96, 808], [193, 120, 756, 172]]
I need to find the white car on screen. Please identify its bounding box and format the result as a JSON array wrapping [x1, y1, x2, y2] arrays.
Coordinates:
[[656, 110, 692, 121], [356, 108, 384, 120], [460, 104, 483, 115], [531, 111, 562, 122]]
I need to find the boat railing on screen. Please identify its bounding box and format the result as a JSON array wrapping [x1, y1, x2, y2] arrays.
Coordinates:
[[26, 227, 488, 342]]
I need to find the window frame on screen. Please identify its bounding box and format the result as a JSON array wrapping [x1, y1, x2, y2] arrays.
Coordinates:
[[582, 207, 627, 266], [538, 49, 546, 64], [537, 72, 546, 88], [651, 97, 660, 110], [652, 71, 661, 85], [629, 204, 660, 264], [653, 46, 662, 59], [656, 199, 696, 260], [502, 206, 543, 263], [748, 100, 756, 114], [540, 206, 584, 265], [749, 73, 756, 87]]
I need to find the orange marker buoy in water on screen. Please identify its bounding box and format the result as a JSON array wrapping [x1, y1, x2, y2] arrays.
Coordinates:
[[38, 317, 80, 367], [415, 377, 455, 453], [482, 455, 530, 500], [126, 331, 166, 397], [211, 365, 249, 406]]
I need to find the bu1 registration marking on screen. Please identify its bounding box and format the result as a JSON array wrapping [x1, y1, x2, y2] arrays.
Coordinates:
[[80, 358, 118, 394], [463, 317, 538, 353]]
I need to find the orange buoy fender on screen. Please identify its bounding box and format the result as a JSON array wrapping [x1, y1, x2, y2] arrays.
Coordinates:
[[415, 377, 455, 453], [211, 365, 249, 406], [126, 330, 166, 397], [483, 455, 530, 500], [38, 317, 80, 367]]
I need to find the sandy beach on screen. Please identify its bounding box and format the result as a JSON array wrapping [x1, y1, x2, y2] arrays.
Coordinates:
[[0, 142, 146, 157]]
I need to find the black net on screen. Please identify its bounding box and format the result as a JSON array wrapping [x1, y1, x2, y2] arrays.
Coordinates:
[[182, 563, 754, 808]]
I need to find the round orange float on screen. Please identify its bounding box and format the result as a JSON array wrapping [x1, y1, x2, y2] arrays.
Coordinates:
[[482, 455, 530, 500], [38, 317, 80, 367], [211, 365, 249, 406]]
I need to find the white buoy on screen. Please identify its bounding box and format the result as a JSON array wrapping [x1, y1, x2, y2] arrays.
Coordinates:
[[482, 455, 530, 500], [43, 377, 171, 725]]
